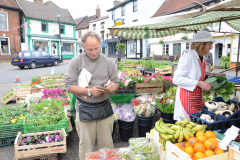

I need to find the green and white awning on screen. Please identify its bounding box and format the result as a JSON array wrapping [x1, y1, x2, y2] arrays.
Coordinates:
[[109, 9, 240, 39]]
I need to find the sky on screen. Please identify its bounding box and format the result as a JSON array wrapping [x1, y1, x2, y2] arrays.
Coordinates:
[[27, 0, 124, 19]]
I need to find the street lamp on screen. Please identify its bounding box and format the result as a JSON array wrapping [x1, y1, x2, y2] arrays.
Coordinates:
[[57, 11, 63, 62]]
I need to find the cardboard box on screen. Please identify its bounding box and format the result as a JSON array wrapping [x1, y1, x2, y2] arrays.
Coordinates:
[[165, 141, 228, 160], [146, 132, 165, 160]]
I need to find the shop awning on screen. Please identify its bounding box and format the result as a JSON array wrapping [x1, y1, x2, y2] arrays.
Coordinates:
[[108, 1, 240, 39]]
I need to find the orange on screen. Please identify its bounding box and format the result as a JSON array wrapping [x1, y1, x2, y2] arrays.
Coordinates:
[[194, 143, 206, 153], [209, 138, 219, 148], [188, 137, 199, 147], [185, 146, 195, 156], [194, 152, 206, 160], [205, 131, 215, 139], [174, 144, 182, 149], [185, 141, 192, 147], [204, 139, 215, 150], [196, 131, 205, 137], [204, 150, 215, 157], [197, 135, 207, 144], [214, 147, 224, 155], [185, 150, 194, 159], [181, 147, 185, 152]]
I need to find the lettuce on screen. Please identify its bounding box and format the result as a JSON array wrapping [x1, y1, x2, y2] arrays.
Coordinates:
[[203, 75, 235, 102]]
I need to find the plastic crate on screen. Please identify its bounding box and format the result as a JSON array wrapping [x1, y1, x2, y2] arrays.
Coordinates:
[[24, 114, 68, 135], [0, 137, 16, 147], [227, 76, 240, 83], [115, 81, 136, 94], [0, 119, 24, 139], [189, 110, 228, 131], [202, 97, 240, 128]]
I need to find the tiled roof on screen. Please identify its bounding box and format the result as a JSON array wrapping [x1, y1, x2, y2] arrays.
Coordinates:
[[17, 0, 75, 24], [151, 0, 210, 18], [76, 15, 97, 30], [75, 16, 87, 26], [0, 0, 20, 9]]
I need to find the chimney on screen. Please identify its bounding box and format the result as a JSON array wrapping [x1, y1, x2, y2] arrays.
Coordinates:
[[96, 5, 100, 19], [114, 0, 121, 7], [34, 0, 43, 4]]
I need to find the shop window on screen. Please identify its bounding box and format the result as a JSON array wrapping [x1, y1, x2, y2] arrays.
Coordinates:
[[62, 43, 73, 54], [33, 41, 49, 52], [163, 44, 169, 55], [41, 22, 48, 32], [60, 25, 65, 34], [127, 39, 136, 57], [112, 10, 115, 20], [122, 6, 125, 16], [93, 24, 96, 30], [0, 12, 7, 30], [133, 0, 138, 12], [1, 38, 9, 55]]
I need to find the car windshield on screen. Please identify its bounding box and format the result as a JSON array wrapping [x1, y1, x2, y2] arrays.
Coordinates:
[[13, 52, 21, 57]]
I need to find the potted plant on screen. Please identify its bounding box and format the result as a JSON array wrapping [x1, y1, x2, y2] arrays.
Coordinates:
[[132, 99, 156, 137], [155, 86, 176, 123], [181, 36, 188, 40], [116, 43, 126, 58], [218, 56, 230, 69], [159, 40, 164, 44]]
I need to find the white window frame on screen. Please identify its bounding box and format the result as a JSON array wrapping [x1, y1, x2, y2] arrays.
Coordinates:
[[0, 37, 10, 55], [122, 6, 125, 16], [112, 10, 115, 20], [93, 24, 96, 30], [0, 11, 8, 31], [133, 0, 138, 12], [162, 43, 169, 55]]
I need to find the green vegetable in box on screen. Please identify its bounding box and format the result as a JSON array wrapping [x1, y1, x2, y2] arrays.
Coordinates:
[[146, 153, 158, 160], [203, 75, 235, 102], [133, 142, 155, 154]]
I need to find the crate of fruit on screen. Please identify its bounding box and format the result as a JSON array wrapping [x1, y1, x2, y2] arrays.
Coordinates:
[[0, 89, 16, 104], [202, 97, 240, 128], [14, 128, 67, 160], [189, 110, 228, 131], [24, 113, 69, 135], [135, 81, 163, 93]]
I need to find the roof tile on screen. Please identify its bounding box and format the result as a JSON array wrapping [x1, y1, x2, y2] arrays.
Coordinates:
[[0, 0, 20, 9], [76, 15, 97, 30]]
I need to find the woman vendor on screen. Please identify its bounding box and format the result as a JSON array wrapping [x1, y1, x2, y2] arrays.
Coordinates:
[[173, 31, 214, 121]]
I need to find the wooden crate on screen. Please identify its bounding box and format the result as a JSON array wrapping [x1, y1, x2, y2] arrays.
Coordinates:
[[0, 90, 16, 104], [31, 87, 45, 94], [17, 87, 31, 96], [228, 146, 240, 160], [14, 128, 67, 160], [45, 84, 59, 90], [155, 67, 172, 75], [18, 153, 58, 160], [41, 76, 52, 82], [16, 96, 26, 104], [136, 65, 142, 70], [123, 64, 133, 68], [135, 82, 163, 93]]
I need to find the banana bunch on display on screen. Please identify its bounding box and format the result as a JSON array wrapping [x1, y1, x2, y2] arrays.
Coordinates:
[[150, 118, 207, 150]]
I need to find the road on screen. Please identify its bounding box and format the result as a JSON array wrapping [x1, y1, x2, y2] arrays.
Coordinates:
[[0, 62, 69, 84]]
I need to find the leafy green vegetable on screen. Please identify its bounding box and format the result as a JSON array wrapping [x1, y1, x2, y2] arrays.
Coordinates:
[[203, 75, 235, 102]]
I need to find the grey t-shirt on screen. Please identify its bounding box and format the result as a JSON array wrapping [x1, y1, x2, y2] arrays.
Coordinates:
[[65, 54, 118, 109]]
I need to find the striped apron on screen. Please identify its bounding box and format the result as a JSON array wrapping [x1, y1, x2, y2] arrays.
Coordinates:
[[180, 58, 206, 114]]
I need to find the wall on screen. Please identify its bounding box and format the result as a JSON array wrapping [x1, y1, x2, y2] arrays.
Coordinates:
[[89, 17, 109, 41], [0, 8, 21, 61]]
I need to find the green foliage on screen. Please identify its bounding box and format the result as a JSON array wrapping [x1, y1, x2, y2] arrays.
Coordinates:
[[115, 43, 126, 51], [218, 56, 230, 69], [181, 36, 188, 40], [19, 83, 31, 87], [219, 56, 230, 62], [0, 105, 26, 125], [31, 76, 41, 83], [159, 40, 164, 44], [203, 75, 235, 102]]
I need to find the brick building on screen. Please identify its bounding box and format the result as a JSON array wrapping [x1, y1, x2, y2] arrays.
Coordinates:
[[0, 0, 22, 61]]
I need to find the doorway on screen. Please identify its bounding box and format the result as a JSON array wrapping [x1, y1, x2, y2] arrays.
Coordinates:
[[214, 43, 223, 67], [51, 42, 58, 56]]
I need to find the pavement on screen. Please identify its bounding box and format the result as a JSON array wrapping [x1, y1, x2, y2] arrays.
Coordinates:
[[0, 59, 240, 159]]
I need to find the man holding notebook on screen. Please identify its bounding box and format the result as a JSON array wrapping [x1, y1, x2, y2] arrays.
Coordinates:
[[65, 31, 119, 160]]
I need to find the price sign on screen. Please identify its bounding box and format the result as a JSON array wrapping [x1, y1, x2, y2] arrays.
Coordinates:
[[115, 21, 123, 26]]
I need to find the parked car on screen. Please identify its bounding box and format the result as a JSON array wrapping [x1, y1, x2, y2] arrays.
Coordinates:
[[11, 51, 62, 69]]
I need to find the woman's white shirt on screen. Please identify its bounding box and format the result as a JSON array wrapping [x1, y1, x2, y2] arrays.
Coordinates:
[[173, 50, 205, 121]]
